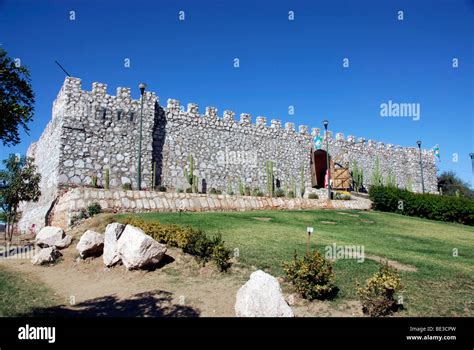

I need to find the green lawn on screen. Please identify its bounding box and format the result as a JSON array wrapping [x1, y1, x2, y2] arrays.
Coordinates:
[[116, 210, 474, 316], [0, 266, 57, 316]]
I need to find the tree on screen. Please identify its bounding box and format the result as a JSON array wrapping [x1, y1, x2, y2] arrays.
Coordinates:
[[0, 154, 41, 242], [438, 171, 474, 198], [0, 48, 35, 146]]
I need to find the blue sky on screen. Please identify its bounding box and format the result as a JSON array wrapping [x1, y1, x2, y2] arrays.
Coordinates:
[[1, 0, 473, 185]]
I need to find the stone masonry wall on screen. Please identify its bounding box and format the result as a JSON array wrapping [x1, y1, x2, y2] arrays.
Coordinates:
[[156, 100, 437, 194], [50, 188, 372, 230], [18, 94, 65, 232], [155, 99, 313, 192], [326, 132, 437, 193], [18, 76, 438, 232], [57, 77, 157, 190]]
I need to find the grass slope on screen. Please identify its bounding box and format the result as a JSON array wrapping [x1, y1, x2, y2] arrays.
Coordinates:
[[116, 210, 474, 316], [0, 266, 58, 316]]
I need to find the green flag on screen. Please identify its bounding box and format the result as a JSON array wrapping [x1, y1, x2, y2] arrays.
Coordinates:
[[313, 135, 323, 150]]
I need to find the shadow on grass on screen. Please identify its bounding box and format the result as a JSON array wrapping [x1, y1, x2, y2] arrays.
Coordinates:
[[24, 289, 200, 317]]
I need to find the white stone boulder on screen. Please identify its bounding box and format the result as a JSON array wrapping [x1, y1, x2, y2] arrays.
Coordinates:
[[103, 223, 126, 267], [35, 226, 66, 248], [76, 230, 104, 258], [116, 225, 167, 270], [55, 235, 73, 249], [235, 270, 294, 317], [31, 247, 62, 265]]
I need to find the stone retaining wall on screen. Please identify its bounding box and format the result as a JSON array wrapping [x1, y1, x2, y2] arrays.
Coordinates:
[[49, 188, 372, 230]]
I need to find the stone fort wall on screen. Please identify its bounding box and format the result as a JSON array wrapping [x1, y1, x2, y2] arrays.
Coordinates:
[[18, 77, 437, 231]]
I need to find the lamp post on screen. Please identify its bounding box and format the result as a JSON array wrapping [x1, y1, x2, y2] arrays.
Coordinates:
[[323, 120, 331, 200], [137, 83, 147, 190], [416, 140, 425, 194]]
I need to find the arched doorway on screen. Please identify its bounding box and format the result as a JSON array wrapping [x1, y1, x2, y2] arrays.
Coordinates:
[[311, 149, 331, 189]]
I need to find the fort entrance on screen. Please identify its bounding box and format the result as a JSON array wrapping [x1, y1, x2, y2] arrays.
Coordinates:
[[310, 149, 351, 190]]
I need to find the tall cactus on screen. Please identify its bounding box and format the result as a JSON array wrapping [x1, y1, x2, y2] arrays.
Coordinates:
[[183, 154, 195, 190], [266, 160, 274, 197], [227, 180, 232, 195], [192, 175, 199, 193], [370, 156, 383, 187], [352, 160, 364, 193], [104, 169, 110, 190], [300, 166, 305, 197], [238, 177, 245, 196]]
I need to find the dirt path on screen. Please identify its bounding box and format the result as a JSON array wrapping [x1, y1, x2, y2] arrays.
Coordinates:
[[0, 217, 363, 317], [1, 243, 251, 317]]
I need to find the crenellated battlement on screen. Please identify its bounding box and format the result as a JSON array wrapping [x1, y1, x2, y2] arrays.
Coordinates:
[[55, 77, 157, 132], [47, 77, 440, 194], [163, 98, 315, 139], [60, 77, 432, 160], [58, 77, 156, 106]]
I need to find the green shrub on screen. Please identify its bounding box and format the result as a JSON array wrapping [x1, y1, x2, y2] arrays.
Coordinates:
[[122, 183, 132, 190], [209, 188, 218, 195], [71, 206, 95, 225], [157, 186, 167, 192], [70, 214, 82, 226], [283, 250, 338, 300], [356, 263, 403, 317], [185, 188, 193, 194], [244, 186, 251, 196], [287, 190, 295, 198], [308, 193, 319, 199], [87, 202, 102, 217], [212, 244, 232, 272], [275, 188, 285, 197], [176, 188, 183, 193], [78, 208, 88, 219], [120, 217, 232, 271], [369, 186, 474, 225], [184, 232, 220, 262], [121, 217, 195, 249], [334, 192, 351, 200], [252, 188, 264, 197]]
